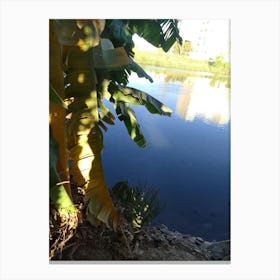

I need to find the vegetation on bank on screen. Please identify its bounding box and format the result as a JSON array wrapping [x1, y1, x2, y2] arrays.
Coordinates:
[[133, 49, 230, 75], [140, 65, 231, 88]]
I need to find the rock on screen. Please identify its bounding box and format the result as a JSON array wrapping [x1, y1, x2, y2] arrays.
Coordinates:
[[159, 224, 168, 231], [207, 240, 230, 260], [195, 237, 204, 245], [189, 236, 197, 244]]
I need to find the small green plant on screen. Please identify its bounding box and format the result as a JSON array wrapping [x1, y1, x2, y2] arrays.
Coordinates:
[[110, 181, 164, 231]]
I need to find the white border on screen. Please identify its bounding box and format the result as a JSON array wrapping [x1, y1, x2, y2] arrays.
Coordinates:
[[0, 0, 279, 279]]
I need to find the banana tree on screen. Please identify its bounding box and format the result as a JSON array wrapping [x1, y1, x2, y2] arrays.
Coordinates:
[[49, 19, 182, 246]]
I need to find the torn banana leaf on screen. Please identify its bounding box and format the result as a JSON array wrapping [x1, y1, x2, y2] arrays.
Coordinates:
[[65, 64, 119, 229], [108, 83, 172, 116], [68, 126, 119, 230], [115, 101, 147, 148], [127, 58, 153, 83], [128, 19, 182, 52]]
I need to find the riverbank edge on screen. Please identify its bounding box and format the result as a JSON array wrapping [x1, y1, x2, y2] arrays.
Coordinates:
[[130, 223, 230, 261], [53, 221, 230, 261]]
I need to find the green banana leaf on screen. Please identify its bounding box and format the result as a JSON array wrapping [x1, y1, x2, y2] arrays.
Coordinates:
[[158, 19, 183, 52], [127, 58, 153, 83], [108, 83, 173, 116], [107, 82, 172, 147], [115, 101, 147, 148], [102, 20, 134, 57], [128, 19, 182, 52], [101, 20, 154, 84]]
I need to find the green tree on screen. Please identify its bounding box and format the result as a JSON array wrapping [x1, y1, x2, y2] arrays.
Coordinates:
[[49, 19, 182, 258], [172, 40, 192, 56], [208, 55, 230, 74]]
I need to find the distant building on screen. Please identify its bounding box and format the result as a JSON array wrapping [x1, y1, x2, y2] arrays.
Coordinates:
[[179, 20, 230, 62]]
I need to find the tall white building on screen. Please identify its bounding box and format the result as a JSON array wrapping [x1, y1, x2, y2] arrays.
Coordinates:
[[179, 20, 230, 62]]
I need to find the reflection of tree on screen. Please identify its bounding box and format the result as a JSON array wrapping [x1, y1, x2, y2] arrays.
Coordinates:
[[145, 65, 230, 89], [209, 74, 230, 88], [144, 66, 190, 83], [208, 55, 230, 76], [164, 72, 189, 83]]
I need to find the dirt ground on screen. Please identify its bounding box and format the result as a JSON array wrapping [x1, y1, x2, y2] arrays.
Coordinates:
[[50, 220, 230, 261]]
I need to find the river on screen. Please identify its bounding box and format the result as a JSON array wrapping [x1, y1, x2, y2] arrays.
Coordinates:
[[102, 68, 230, 241]]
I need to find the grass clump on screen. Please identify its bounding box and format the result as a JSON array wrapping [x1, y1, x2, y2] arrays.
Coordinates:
[[110, 181, 164, 232]]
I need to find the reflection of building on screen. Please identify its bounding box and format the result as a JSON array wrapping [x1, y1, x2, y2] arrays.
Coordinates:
[[176, 77, 194, 117], [176, 77, 230, 125]]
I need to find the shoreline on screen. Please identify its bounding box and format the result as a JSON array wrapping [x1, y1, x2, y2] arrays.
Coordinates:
[[133, 49, 230, 76], [53, 222, 230, 261], [132, 224, 230, 261]]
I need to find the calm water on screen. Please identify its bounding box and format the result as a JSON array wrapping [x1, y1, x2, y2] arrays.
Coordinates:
[[102, 69, 230, 241]]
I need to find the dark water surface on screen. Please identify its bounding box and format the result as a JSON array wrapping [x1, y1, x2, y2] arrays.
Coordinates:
[[102, 70, 230, 241]]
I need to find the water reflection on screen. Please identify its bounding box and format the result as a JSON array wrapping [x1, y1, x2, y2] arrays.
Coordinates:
[[141, 67, 230, 126], [144, 65, 230, 88], [176, 77, 230, 125]]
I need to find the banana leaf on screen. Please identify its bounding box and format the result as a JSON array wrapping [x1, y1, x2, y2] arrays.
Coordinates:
[[102, 20, 134, 57], [108, 82, 172, 147], [115, 101, 147, 148], [49, 129, 76, 213], [65, 46, 119, 229], [101, 20, 153, 83], [127, 58, 153, 83], [68, 126, 119, 230], [158, 19, 183, 52], [128, 19, 182, 52], [108, 83, 172, 116], [50, 20, 71, 197], [106, 20, 134, 46]]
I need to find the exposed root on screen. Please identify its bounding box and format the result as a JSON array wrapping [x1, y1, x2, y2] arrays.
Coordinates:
[[49, 208, 79, 260]]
